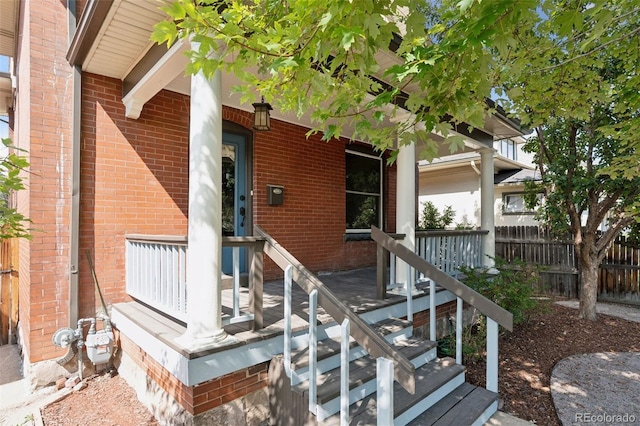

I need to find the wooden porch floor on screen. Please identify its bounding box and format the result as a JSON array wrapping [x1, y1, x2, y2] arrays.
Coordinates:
[[114, 267, 435, 360]]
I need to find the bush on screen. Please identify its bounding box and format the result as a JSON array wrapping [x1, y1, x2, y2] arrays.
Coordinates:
[[418, 201, 455, 229], [437, 257, 545, 361], [460, 257, 541, 325]]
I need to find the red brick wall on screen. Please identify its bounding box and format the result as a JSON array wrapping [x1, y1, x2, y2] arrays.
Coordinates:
[[15, 0, 76, 362], [249, 112, 397, 279], [79, 74, 190, 319], [119, 332, 268, 415]]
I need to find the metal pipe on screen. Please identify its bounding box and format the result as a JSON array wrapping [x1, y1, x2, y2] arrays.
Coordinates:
[[76, 318, 95, 380]]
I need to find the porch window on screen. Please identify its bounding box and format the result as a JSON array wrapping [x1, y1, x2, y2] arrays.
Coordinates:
[[346, 150, 382, 231], [502, 192, 541, 214]]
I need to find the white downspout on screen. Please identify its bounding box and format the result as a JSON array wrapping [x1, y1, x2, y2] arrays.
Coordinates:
[[67, 0, 81, 328]]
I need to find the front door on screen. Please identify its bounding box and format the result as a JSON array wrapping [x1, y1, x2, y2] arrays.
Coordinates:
[[222, 132, 247, 274]]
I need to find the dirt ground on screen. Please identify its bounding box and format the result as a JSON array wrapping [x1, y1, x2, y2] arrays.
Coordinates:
[[41, 372, 157, 426], [465, 303, 640, 425], [39, 302, 640, 426]]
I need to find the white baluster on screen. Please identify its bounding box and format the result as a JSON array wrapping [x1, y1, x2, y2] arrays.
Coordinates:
[[233, 246, 240, 318], [406, 264, 413, 323], [376, 357, 394, 426], [308, 290, 318, 415], [284, 265, 293, 379], [340, 319, 350, 426], [430, 279, 436, 341], [486, 318, 499, 392], [456, 297, 463, 365]]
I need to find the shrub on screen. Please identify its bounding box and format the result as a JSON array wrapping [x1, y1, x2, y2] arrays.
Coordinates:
[[418, 201, 455, 229], [438, 257, 545, 361]]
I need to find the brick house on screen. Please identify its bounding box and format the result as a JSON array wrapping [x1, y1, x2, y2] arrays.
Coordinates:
[[1, 1, 517, 424]]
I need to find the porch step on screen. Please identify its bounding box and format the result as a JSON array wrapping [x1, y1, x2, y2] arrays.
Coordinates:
[[302, 348, 452, 422], [321, 357, 466, 425], [409, 383, 498, 426], [289, 318, 414, 384]]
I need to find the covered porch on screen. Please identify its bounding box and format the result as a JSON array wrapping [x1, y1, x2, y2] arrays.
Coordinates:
[[112, 225, 509, 425]]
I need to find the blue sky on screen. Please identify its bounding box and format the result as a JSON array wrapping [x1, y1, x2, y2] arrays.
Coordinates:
[[0, 55, 8, 73]]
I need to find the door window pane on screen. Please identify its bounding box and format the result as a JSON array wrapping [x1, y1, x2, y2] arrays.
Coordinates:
[[222, 145, 236, 236]]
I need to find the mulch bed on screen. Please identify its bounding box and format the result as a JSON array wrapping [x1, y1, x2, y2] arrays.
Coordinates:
[[465, 302, 640, 425]]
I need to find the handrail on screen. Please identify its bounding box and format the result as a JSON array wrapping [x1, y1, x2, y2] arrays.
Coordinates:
[[254, 225, 416, 394], [372, 226, 513, 331], [415, 229, 489, 237]]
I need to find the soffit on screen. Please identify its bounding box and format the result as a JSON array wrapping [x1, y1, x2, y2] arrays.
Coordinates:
[[0, 0, 18, 58], [81, 0, 170, 80]]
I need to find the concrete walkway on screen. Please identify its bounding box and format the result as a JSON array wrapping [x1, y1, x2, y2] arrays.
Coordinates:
[[0, 344, 62, 426], [551, 301, 640, 426], [555, 300, 640, 323]]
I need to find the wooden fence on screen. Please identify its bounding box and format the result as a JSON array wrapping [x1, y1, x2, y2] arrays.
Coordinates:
[[495, 226, 640, 304], [0, 238, 18, 345]]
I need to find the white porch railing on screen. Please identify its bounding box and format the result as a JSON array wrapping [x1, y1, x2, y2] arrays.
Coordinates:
[[126, 235, 188, 322], [415, 229, 487, 277], [125, 234, 265, 329]]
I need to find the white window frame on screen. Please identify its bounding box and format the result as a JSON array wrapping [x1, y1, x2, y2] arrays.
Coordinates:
[[502, 192, 541, 215], [345, 149, 383, 233], [498, 138, 517, 161]]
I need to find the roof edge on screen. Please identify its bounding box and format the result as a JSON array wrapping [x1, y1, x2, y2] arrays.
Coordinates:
[[66, 0, 114, 66]]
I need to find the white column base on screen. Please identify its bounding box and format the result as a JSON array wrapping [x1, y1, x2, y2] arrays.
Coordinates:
[[176, 329, 237, 353], [387, 286, 424, 297]]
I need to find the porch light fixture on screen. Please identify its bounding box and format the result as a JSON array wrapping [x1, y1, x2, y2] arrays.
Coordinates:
[[252, 97, 273, 131]]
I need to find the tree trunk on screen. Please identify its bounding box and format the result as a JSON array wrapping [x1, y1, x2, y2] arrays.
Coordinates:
[[579, 256, 599, 320]]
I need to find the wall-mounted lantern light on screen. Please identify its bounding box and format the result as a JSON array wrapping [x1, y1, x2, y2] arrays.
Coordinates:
[[252, 97, 273, 131]]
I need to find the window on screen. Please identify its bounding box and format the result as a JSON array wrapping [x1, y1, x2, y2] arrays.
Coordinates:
[[346, 150, 382, 231], [497, 138, 517, 161], [502, 192, 542, 215]]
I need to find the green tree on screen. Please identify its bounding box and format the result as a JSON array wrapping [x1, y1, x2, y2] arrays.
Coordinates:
[[152, 0, 534, 160], [418, 201, 455, 230], [152, 0, 640, 320], [0, 138, 30, 239], [498, 0, 640, 320]]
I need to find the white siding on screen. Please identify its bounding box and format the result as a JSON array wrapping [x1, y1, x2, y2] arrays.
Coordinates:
[[418, 166, 481, 228]]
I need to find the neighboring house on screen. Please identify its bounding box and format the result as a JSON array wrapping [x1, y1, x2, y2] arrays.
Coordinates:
[[0, 1, 516, 424], [418, 134, 542, 228]]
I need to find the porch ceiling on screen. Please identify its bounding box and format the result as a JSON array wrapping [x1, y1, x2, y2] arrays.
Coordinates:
[[78, 0, 170, 80], [0, 0, 17, 58]]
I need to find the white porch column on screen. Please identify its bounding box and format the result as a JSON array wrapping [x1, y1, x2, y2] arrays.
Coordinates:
[[479, 148, 496, 269], [179, 60, 233, 349], [394, 137, 418, 294]]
